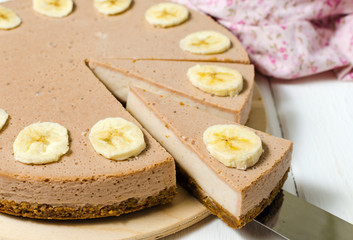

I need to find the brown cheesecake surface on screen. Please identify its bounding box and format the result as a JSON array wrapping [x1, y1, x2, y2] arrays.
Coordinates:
[[88, 59, 254, 124], [127, 86, 293, 228], [1, 0, 249, 63]]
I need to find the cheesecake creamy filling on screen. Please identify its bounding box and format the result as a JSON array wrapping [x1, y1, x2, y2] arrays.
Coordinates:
[[127, 90, 242, 217], [0, 161, 174, 207], [89, 63, 238, 122]]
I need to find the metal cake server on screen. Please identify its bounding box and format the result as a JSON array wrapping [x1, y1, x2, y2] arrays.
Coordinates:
[[255, 191, 353, 240]]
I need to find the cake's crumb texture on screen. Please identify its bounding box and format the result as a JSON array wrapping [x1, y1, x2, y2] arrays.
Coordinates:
[[0, 186, 176, 220], [176, 164, 289, 228]]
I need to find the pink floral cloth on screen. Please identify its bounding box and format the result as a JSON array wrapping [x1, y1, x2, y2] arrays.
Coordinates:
[[173, 0, 353, 80]]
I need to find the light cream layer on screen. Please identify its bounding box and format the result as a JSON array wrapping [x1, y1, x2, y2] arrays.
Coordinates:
[[89, 59, 254, 124], [127, 86, 292, 218]]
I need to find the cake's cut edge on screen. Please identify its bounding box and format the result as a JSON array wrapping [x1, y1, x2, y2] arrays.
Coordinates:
[[177, 164, 289, 229], [0, 186, 177, 220]]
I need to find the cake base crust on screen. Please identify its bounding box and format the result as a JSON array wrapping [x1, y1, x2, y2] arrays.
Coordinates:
[[176, 164, 289, 228], [0, 186, 176, 220]]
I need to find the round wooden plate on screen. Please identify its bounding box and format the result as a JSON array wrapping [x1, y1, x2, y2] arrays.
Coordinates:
[[0, 85, 267, 240]]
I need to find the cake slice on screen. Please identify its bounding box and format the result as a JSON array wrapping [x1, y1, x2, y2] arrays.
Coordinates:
[[126, 86, 293, 228], [88, 59, 254, 124]]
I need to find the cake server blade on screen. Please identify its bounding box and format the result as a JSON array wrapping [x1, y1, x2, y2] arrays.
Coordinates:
[[255, 190, 353, 240]]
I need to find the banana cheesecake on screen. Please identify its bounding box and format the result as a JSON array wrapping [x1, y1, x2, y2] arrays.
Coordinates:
[[126, 86, 293, 228], [0, 0, 288, 229], [88, 59, 255, 124]]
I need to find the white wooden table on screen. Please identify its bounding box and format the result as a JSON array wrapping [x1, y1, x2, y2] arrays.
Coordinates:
[[164, 71, 353, 239]]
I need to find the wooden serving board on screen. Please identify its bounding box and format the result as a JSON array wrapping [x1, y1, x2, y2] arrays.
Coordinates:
[[0, 86, 267, 240]]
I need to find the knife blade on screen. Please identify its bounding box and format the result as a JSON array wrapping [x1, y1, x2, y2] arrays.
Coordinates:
[[255, 190, 353, 240]]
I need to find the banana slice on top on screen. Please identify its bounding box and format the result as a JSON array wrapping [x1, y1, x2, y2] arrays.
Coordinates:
[[0, 6, 21, 30], [0, 109, 9, 131], [89, 117, 146, 161], [145, 2, 189, 28], [94, 0, 132, 15], [180, 30, 231, 55], [13, 122, 69, 165], [187, 64, 243, 97], [33, 0, 73, 18], [203, 124, 263, 170]]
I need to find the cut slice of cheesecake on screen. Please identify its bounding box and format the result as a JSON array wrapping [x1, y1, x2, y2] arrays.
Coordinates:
[[88, 59, 255, 124], [126, 86, 293, 228]]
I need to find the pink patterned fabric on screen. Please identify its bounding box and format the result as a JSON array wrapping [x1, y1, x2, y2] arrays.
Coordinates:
[[173, 0, 353, 80]]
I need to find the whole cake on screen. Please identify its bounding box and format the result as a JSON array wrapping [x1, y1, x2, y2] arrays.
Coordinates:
[[0, 0, 292, 229]]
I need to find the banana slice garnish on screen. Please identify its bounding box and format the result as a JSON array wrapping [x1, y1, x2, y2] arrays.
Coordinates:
[[203, 124, 263, 170], [187, 64, 243, 97], [33, 0, 73, 18], [0, 6, 21, 30], [145, 2, 189, 28], [94, 0, 132, 15], [13, 122, 69, 165], [89, 117, 146, 161], [0, 109, 9, 131], [180, 30, 231, 55]]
